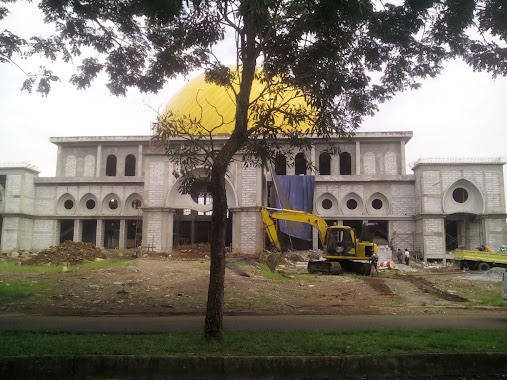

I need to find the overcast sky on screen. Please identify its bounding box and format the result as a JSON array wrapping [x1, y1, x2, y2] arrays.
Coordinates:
[[1, 2, 506, 179]]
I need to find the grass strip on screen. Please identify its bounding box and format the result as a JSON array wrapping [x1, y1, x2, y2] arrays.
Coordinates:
[[0, 280, 52, 303], [1, 329, 506, 356], [0, 260, 132, 274]]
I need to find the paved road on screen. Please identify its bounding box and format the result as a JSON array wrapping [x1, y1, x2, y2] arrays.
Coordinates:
[[0, 311, 506, 332]]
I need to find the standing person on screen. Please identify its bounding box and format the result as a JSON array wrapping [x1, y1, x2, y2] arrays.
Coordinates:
[[404, 248, 410, 265], [396, 249, 402, 264], [370, 251, 379, 276]]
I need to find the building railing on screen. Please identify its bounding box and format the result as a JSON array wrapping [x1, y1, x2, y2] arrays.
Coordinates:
[[411, 157, 506, 168], [0, 162, 39, 171]]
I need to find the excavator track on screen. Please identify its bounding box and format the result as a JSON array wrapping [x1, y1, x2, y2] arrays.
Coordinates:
[[308, 260, 370, 275], [307, 260, 342, 275]]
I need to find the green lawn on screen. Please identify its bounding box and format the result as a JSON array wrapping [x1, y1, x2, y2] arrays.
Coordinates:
[[0, 259, 134, 305], [1, 329, 506, 356], [0, 280, 52, 303], [0, 259, 133, 274]]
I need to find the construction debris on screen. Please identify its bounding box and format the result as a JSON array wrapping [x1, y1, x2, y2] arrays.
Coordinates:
[[21, 241, 106, 266]]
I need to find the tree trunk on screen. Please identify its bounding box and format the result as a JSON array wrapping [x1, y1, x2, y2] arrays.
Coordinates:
[[204, 163, 228, 342], [204, 0, 258, 342]]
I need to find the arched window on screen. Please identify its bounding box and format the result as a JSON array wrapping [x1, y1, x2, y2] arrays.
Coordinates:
[[363, 152, 376, 175], [340, 152, 352, 175], [274, 153, 286, 175], [84, 155, 95, 177], [64, 155, 76, 177], [295, 153, 307, 175], [106, 154, 117, 176], [384, 152, 397, 175], [125, 154, 136, 176], [319, 152, 331, 175]]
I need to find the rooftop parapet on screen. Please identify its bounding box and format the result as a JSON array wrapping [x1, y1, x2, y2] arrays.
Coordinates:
[[411, 157, 506, 169], [0, 162, 39, 173]]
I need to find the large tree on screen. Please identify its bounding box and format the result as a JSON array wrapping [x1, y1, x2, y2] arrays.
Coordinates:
[[2, 0, 506, 341]]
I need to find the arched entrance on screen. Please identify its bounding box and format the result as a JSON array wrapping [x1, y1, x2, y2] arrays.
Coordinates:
[[443, 179, 485, 252], [167, 171, 237, 248], [445, 213, 484, 251]]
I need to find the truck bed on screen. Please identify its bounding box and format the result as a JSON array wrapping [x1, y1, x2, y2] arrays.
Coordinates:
[[454, 249, 507, 265]]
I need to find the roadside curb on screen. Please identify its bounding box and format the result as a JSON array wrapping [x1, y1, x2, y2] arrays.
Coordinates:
[[1, 353, 506, 379]]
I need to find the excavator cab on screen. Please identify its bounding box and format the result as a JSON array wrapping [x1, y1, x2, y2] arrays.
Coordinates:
[[325, 227, 356, 256]]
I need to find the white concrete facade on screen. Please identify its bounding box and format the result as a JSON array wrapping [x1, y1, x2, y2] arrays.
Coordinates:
[[1, 133, 506, 262]]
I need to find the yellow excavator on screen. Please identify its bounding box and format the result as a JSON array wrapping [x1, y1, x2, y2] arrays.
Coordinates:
[[261, 207, 378, 275]]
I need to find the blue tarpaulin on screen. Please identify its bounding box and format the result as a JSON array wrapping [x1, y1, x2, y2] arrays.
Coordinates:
[[273, 175, 315, 240]]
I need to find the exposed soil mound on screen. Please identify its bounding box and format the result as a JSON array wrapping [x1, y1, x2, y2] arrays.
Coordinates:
[[22, 241, 106, 266], [170, 243, 211, 260], [362, 277, 395, 296]]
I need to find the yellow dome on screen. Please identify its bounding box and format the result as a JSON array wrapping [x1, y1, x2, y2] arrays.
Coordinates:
[[164, 69, 315, 135]]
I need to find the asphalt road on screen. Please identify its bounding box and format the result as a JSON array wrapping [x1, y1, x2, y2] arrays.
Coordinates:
[[1, 311, 506, 332]]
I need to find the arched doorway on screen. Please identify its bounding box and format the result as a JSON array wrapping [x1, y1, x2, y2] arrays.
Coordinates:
[[443, 179, 485, 252], [445, 213, 483, 251], [168, 171, 237, 248]]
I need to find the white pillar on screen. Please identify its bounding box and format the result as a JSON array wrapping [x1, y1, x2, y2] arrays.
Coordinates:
[[119, 219, 126, 249], [355, 141, 361, 175], [56, 146, 63, 176], [401, 140, 406, 175], [96, 144, 102, 177], [73, 219, 82, 242], [96, 220, 104, 248], [137, 144, 143, 176], [310, 146, 316, 174]]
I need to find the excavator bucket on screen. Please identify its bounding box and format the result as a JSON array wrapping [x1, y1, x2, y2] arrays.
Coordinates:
[[259, 249, 281, 272]]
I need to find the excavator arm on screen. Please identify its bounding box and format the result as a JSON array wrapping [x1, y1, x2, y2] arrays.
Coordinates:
[[261, 207, 329, 251], [261, 207, 377, 275]]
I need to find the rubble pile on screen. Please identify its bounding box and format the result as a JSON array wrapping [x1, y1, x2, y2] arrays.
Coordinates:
[[171, 243, 211, 260], [468, 267, 506, 282], [22, 241, 107, 266]]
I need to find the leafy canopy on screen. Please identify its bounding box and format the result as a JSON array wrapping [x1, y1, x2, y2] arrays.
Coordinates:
[[2, 1, 506, 125], [2, 0, 506, 176]]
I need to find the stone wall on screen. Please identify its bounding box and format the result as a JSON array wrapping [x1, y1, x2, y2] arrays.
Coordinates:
[[32, 219, 57, 250], [422, 217, 445, 258]]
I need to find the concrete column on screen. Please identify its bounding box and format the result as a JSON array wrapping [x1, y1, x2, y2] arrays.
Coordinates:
[[164, 212, 174, 252], [119, 219, 126, 249], [54, 219, 61, 246], [232, 208, 263, 255], [401, 140, 406, 175], [56, 146, 63, 176], [231, 210, 238, 252], [96, 145, 102, 177], [287, 159, 295, 175], [312, 229, 319, 252], [253, 167, 263, 206], [331, 148, 339, 176], [310, 146, 316, 174], [96, 219, 104, 248], [441, 215, 447, 264], [73, 220, 82, 242], [355, 141, 361, 175], [481, 216, 488, 247], [137, 144, 143, 176]]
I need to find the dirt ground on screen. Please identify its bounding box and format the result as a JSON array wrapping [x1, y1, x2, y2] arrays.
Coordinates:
[[0, 242, 505, 316]]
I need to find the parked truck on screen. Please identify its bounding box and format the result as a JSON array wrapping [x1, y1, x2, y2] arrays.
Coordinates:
[[261, 207, 378, 275], [454, 248, 507, 271]]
